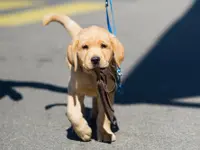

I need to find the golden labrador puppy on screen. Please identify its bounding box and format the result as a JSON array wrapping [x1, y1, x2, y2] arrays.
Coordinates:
[[43, 14, 124, 142]]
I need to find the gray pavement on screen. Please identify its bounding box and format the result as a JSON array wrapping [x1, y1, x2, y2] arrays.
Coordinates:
[[1, 0, 200, 149]]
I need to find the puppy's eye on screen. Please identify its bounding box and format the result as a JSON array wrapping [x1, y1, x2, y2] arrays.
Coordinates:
[[101, 43, 107, 49], [82, 45, 89, 50]]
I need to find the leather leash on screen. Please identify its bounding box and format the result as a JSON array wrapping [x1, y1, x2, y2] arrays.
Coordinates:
[[94, 63, 119, 132]]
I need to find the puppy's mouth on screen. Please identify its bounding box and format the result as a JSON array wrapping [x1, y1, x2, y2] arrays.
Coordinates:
[[82, 64, 106, 74], [92, 65, 107, 70], [82, 62, 109, 72], [92, 62, 109, 70]]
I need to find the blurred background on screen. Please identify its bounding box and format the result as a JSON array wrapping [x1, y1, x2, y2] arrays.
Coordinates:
[[1, 0, 200, 149]]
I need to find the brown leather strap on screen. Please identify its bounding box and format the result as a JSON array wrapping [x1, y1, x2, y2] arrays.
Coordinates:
[[95, 65, 119, 132]]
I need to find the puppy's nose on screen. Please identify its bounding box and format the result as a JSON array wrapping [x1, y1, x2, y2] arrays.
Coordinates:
[[91, 56, 100, 65]]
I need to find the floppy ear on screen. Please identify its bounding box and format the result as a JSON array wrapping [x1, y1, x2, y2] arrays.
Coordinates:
[[110, 35, 124, 67], [66, 40, 79, 71]]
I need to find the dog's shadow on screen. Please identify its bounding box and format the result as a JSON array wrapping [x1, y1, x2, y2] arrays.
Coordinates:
[[45, 103, 97, 141]]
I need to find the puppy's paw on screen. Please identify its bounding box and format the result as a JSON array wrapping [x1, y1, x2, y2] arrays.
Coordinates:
[[74, 124, 92, 142], [111, 133, 116, 142], [97, 130, 116, 143]]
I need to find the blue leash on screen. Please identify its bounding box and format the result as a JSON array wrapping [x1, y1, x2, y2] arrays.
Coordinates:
[[105, 0, 122, 93], [105, 0, 117, 36]]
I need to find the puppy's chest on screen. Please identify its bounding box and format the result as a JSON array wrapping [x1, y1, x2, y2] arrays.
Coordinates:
[[75, 73, 97, 96], [75, 72, 116, 97]]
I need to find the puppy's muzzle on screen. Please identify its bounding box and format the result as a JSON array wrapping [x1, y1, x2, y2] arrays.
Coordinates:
[[91, 56, 100, 66]]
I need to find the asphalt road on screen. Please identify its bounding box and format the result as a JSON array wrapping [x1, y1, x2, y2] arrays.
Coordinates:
[[1, 0, 200, 149]]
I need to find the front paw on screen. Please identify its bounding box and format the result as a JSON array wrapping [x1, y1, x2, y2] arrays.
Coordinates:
[[73, 122, 92, 142]]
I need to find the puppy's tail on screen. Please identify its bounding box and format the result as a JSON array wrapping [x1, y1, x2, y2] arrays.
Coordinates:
[[43, 13, 82, 38]]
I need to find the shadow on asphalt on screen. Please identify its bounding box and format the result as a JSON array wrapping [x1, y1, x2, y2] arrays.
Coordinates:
[[45, 103, 67, 110], [0, 79, 68, 101], [115, 0, 200, 108]]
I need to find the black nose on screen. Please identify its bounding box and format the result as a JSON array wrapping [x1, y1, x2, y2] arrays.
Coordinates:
[[91, 56, 100, 65]]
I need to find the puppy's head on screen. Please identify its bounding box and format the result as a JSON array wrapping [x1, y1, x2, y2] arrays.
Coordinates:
[[67, 26, 124, 71], [42, 14, 124, 71]]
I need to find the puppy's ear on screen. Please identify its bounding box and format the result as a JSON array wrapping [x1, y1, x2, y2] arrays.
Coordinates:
[[66, 40, 79, 71], [110, 35, 124, 67]]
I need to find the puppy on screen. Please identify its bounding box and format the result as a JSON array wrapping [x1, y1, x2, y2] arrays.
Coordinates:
[[43, 14, 124, 142]]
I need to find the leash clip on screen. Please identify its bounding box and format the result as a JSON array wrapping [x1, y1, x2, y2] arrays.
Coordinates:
[[116, 67, 123, 93], [105, 0, 108, 7], [117, 67, 122, 76]]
